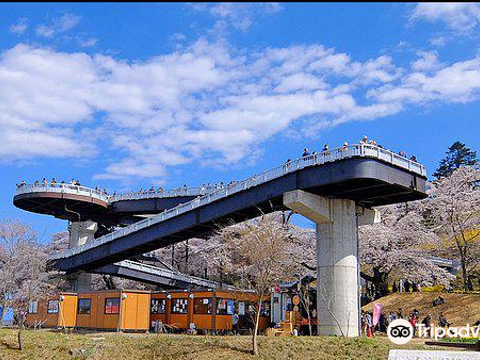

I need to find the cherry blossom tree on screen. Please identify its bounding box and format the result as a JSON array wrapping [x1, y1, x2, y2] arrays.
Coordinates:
[[0, 219, 52, 350], [215, 214, 300, 356], [359, 203, 453, 298], [425, 166, 480, 291]]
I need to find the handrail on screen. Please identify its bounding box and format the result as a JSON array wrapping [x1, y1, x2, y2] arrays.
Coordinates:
[[49, 144, 426, 261], [115, 260, 236, 290], [109, 186, 217, 202], [15, 183, 109, 203]]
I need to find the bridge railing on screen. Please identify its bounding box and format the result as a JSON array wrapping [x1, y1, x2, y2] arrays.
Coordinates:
[[109, 186, 213, 202], [116, 260, 236, 289], [50, 144, 426, 261], [15, 183, 109, 203]]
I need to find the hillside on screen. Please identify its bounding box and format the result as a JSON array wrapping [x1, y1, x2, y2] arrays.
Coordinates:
[[363, 292, 480, 326]]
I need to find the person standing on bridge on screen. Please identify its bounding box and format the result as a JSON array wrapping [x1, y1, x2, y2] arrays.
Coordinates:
[[360, 135, 368, 144], [302, 148, 310, 157]]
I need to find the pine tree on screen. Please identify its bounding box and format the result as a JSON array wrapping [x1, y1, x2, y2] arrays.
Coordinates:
[[433, 141, 478, 179]]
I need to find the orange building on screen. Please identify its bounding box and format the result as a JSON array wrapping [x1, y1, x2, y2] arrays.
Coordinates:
[[76, 289, 150, 331], [151, 290, 270, 333], [26, 293, 77, 328]]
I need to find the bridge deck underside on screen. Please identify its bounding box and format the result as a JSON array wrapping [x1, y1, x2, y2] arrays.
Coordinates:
[[91, 264, 204, 289], [13, 193, 109, 221], [52, 157, 427, 272]]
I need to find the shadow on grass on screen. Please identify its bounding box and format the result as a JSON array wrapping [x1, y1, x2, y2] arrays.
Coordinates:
[[0, 338, 19, 350]]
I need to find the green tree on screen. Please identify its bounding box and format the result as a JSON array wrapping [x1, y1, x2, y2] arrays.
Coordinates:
[[433, 142, 478, 179]]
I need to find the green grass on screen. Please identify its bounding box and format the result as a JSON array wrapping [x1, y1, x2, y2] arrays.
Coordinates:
[[0, 329, 463, 360]]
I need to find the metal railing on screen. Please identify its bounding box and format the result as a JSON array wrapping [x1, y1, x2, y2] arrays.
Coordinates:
[[115, 260, 236, 290], [15, 183, 218, 203], [109, 186, 216, 202], [15, 183, 110, 203], [49, 144, 426, 261]]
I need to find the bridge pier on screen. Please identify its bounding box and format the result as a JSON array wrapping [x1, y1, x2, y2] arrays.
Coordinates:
[[284, 190, 378, 337], [67, 221, 97, 292]]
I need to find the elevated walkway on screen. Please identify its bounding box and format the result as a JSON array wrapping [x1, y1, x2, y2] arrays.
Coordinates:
[[93, 260, 235, 290], [50, 144, 427, 272]]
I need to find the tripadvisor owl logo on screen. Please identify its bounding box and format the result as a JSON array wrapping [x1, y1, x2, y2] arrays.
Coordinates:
[[387, 319, 414, 345]]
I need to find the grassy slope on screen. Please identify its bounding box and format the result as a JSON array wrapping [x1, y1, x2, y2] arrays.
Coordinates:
[[362, 292, 480, 326], [0, 329, 446, 360]]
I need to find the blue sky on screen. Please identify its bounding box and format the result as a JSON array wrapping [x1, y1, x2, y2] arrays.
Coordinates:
[[1, 3, 480, 241]]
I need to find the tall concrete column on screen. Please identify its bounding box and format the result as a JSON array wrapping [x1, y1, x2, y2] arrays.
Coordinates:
[[67, 221, 97, 292], [284, 190, 378, 337]]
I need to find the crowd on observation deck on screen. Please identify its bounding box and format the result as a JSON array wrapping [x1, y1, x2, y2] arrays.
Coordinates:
[[287, 136, 418, 164], [16, 137, 420, 196]]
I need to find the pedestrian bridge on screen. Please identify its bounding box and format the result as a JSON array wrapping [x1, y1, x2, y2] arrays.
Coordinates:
[[48, 144, 427, 272]]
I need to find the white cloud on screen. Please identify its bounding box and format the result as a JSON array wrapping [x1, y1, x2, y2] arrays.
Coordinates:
[[9, 18, 29, 35], [189, 3, 284, 33], [430, 36, 447, 47], [369, 57, 480, 105], [411, 51, 443, 72], [36, 13, 81, 38], [410, 3, 480, 33], [2, 39, 480, 181], [78, 37, 98, 47]]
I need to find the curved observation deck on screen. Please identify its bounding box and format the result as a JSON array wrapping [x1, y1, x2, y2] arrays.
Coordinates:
[[14, 184, 110, 222]]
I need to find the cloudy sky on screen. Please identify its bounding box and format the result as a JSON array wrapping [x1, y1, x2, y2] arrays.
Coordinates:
[[2, 3, 480, 238]]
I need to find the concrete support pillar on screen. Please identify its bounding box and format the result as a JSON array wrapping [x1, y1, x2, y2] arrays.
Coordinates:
[[315, 199, 358, 337], [67, 221, 97, 292], [284, 190, 378, 337]]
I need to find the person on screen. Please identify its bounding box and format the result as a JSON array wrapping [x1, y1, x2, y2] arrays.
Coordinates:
[[392, 282, 398, 293], [468, 276, 474, 291], [399, 150, 407, 158], [438, 312, 450, 328], [397, 308, 404, 319], [433, 296, 445, 307], [360, 135, 368, 144], [157, 187, 163, 193], [42, 178, 47, 186], [410, 155, 418, 162], [322, 144, 329, 152], [405, 280, 411, 292], [302, 148, 310, 157], [361, 311, 366, 335], [399, 279, 404, 292], [413, 309, 420, 318], [51, 177, 57, 185], [379, 313, 387, 333], [369, 139, 377, 146], [34, 180, 39, 186], [389, 311, 397, 323], [340, 142, 349, 151], [365, 311, 373, 337], [232, 311, 239, 334], [409, 313, 418, 336], [421, 314, 432, 336], [149, 186, 155, 193]]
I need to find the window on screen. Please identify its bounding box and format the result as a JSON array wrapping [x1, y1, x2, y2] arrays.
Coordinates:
[[193, 298, 212, 314], [216, 298, 235, 315], [171, 298, 188, 314], [28, 301, 38, 314], [47, 300, 59, 314], [78, 298, 91, 314], [151, 299, 166, 314], [105, 298, 120, 314], [260, 301, 270, 317]]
